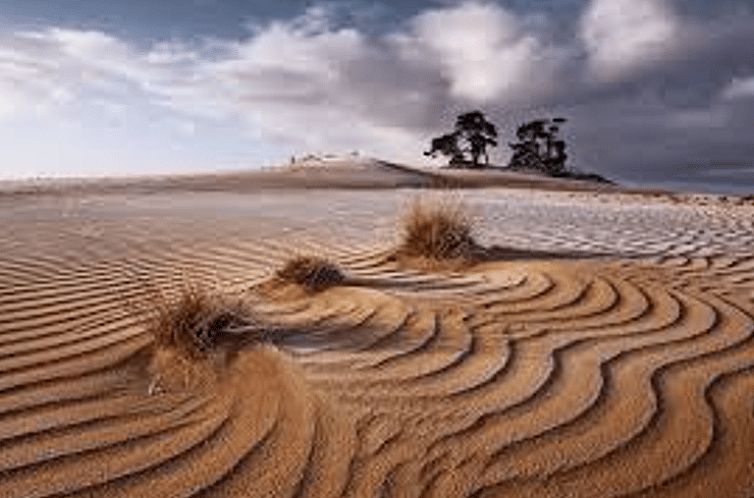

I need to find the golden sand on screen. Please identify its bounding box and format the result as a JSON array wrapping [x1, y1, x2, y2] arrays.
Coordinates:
[[0, 162, 751, 497]]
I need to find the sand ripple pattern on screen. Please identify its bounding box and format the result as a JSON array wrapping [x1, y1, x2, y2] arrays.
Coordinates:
[[0, 190, 751, 497]]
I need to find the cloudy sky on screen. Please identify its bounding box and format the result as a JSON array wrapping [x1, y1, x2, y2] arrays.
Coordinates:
[[0, 0, 752, 192]]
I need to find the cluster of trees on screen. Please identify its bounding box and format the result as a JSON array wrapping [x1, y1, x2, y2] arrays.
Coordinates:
[[508, 118, 568, 176], [425, 110, 569, 176]]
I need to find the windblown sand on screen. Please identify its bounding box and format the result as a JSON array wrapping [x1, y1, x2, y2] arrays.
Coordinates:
[[0, 181, 752, 497]]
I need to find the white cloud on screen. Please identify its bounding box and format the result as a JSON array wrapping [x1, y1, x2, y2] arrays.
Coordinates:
[[195, 9, 410, 155], [0, 1, 570, 159], [581, 0, 679, 80], [393, 1, 564, 103], [0, 28, 162, 120], [722, 77, 754, 100]]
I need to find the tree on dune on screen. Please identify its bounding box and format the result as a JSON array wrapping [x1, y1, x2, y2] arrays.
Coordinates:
[[508, 117, 569, 176], [424, 132, 465, 166], [455, 111, 499, 167], [425, 110, 498, 168]]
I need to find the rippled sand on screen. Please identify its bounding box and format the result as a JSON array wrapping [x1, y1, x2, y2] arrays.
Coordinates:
[[0, 180, 752, 497]]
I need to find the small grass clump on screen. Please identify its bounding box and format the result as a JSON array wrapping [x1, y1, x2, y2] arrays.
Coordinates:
[[396, 196, 478, 263], [274, 256, 346, 291], [147, 284, 248, 359]]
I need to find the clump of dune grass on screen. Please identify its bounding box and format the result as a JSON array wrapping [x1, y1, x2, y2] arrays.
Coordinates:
[[146, 283, 249, 360], [395, 195, 479, 265], [273, 255, 346, 292]]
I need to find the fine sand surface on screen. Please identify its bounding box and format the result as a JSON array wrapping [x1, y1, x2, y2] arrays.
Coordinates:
[[0, 161, 752, 497]]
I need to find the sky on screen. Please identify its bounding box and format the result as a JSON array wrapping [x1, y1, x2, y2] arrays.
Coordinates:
[[0, 0, 752, 193]]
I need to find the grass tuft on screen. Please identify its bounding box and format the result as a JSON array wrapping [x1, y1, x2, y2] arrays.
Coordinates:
[[396, 195, 478, 263], [146, 283, 248, 359], [274, 256, 346, 291]]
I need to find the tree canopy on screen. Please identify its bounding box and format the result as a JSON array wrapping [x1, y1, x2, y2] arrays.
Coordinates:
[[425, 110, 498, 168], [508, 117, 568, 175]]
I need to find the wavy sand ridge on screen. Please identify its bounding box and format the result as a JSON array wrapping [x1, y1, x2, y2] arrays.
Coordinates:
[[0, 189, 751, 497]]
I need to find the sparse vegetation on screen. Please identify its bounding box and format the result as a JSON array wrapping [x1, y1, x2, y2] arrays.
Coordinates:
[[146, 283, 249, 359], [508, 117, 569, 175], [395, 196, 479, 264], [424, 112, 611, 183], [507, 117, 612, 183], [425, 111, 498, 168], [274, 256, 346, 291]]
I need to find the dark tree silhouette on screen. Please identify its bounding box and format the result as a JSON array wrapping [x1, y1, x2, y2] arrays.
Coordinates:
[[455, 111, 498, 167], [425, 111, 498, 168], [508, 117, 568, 175], [424, 132, 464, 165]]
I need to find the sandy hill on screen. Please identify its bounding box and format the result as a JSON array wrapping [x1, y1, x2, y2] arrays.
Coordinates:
[[0, 157, 752, 497], [0, 157, 626, 197]]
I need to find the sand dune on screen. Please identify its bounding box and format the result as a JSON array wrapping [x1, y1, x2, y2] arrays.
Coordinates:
[[0, 178, 752, 497], [0, 158, 628, 197]]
